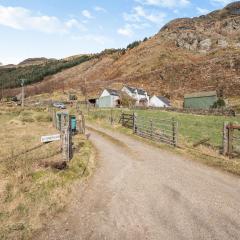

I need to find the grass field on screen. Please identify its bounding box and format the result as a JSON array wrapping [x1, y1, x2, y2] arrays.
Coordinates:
[[0, 106, 93, 240], [86, 107, 240, 149]]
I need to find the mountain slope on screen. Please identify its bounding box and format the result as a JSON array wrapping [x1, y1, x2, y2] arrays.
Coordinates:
[[4, 2, 240, 100]]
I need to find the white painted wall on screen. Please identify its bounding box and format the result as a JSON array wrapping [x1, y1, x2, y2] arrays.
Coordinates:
[[100, 89, 111, 98], [121, 87, 149, 106], [150, 96, 170, 108]]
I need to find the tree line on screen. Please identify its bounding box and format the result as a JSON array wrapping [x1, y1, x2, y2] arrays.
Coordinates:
[[0, 55, 91, 89]]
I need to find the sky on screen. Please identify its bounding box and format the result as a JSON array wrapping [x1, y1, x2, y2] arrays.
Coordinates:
[[0, 0, 236, 65]]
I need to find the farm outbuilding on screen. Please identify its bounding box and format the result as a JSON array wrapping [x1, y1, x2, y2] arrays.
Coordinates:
[[98, 89, 120, 108], [184, 91, 218, 109], [150, 95, 171, 108]]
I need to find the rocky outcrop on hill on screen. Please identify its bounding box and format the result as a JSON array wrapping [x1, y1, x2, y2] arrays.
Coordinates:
[[160, 2, 240, 52]]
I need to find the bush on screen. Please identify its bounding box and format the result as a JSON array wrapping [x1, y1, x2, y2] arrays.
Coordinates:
[[212, 99, 226, 108], [127, 41, 141, 50], [120, 92, 136, 108]]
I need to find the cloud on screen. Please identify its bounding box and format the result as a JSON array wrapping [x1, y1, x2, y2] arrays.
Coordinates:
[[94, 6, 107, 13], [196, 7, 210, 15], [117, 24, 134, 37], [135, 0, 190, 8], [65, 19, 87, 31], [211, 0, 235, 5], [119, 5, 166, 37], [124, 6, 166, 24], [0, 5, 85, 33], [82, 10, 94, 19]]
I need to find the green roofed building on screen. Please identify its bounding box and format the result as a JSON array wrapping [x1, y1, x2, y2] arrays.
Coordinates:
[[184, 91, 218, 109]]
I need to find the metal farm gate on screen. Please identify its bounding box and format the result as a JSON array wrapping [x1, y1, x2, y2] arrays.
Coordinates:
[[119, 113, 135, 129], [120, 113, 178, 147]]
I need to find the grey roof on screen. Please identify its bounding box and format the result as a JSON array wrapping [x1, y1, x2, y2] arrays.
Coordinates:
[[156, 96, 171, 106], [184, 91, 217, 99], [106, 88, 119, 96], [125, 86, 147, 96]]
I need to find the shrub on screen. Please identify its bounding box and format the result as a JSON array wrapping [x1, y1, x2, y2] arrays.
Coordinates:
[[212, 99, 226, 108], [127, 41, 141, 50], [120, 92, 136, 108]]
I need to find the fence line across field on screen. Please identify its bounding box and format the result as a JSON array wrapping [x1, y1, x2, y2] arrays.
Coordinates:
[[119, 112, 178, 147]]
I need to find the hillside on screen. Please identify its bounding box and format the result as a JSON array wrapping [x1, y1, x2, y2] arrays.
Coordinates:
[[3, 2, 240, 100], [0, 55, 92, 89]]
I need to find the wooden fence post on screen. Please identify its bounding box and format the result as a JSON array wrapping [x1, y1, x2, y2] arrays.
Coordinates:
[[228, 122, 234, 157], [150, 120, 153, 139], [52, 109, 56, 128], [62, 127, 72, 161], [223, 122, 229, 156], [110, 109, 113, 125], [81, 113, 85, 134], [172, 118, 178, 147], [133, 113, 136, 133]]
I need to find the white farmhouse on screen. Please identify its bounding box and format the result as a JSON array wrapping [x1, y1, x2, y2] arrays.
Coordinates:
[[149, 95, 171, 108], [121, 86, 149, 106]]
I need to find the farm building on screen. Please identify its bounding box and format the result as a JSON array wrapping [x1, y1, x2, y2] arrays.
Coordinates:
[[98, 89, 120, 108], [184, 91, 218, 109], [121, 86, 149, 106], [150, 95, 171, 108]]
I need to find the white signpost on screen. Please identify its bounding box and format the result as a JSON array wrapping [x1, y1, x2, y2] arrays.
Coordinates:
[[41, 134, 61, 143]]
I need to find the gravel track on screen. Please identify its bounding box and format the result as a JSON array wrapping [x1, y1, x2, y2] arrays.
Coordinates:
[[36, 124, 240, 240]]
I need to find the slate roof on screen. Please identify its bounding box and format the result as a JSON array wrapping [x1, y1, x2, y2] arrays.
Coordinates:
[[106, 89, 119, 96], [156, 96, 171, 106], [125, 86, 147, 96], [184, 91, 217, 99]]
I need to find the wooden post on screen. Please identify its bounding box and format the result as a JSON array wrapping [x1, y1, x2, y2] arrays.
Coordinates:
[[52, 109, 57, 128], [223, 122, 229, 156], [110, 109, 113, 125], [133, 113, 136, 133], [61, 112, 73, 161], [172, 118, 177, 147], [82, 113, 85, 134], [21, 83, 25, 108], [228, 122, 234, 157], [150, 120, 153, 139], [62, 127, 72, 161]]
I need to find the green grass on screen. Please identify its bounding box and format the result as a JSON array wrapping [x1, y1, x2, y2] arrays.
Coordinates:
[[135, 109, 240, 148], [86, 107, 240, 148]]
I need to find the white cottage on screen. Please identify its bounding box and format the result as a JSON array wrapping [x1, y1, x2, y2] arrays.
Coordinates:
[[149, 95, 171, 108], [121, 86, 149, 106]]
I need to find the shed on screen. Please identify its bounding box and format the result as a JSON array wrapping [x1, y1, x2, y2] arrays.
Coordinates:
[[150, 95, 171, 108], [184, 91, 218, 109], [98, 89, 120, 108]]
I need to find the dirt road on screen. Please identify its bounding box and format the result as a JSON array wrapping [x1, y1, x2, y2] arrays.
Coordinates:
[[36, 124, 240, 240]]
